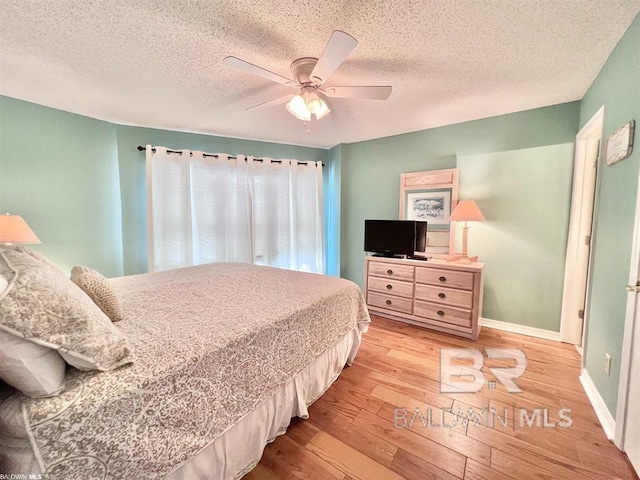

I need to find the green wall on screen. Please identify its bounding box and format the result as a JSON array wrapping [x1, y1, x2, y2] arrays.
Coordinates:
[[325, 144, 343, 276], [457, 144, 574, 330], [0, 96, 124, 277], [0, 96, 329, 277], [579, 13, 640, 416], [339, 102, 580, 329], [115, 125, 328, 275]]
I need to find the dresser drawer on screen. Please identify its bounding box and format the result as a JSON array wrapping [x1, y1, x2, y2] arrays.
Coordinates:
[[415, 284, 473, 309], [414, 301, 472, 328], [416, 267, 474, 290], [369, 262, 415, 281], [368, 291, 413, 314], [368, 276, 414, 298]]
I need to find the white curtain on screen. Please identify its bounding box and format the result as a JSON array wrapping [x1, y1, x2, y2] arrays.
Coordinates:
[[146, 146, 324, 274]]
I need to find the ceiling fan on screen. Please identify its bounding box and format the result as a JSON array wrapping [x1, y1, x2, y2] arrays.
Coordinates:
[[223, 31, 392, 123]]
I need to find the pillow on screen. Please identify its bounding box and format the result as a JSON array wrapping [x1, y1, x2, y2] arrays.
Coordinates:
[[0, 329, 66, 398], [0, 269, 66, 398], [3, 245, 59, 271], [0, 249, 133, 371], [71, 266, 124, 322]]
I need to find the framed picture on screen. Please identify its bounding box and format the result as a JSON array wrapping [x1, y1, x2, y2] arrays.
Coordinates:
[[606, 120, 635, 166], [399, 168, 459, 255], [406, 190, 452, 225]]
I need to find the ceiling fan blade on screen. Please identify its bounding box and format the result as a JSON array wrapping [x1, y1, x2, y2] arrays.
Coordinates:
[[309, 31, 358, 85], [223, 56, 297, 87], [246, 94, 294, 111], [322, 85, 392, 100]]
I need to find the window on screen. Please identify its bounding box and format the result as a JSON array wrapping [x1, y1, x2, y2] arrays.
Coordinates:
[[146, 147, 324, 274]]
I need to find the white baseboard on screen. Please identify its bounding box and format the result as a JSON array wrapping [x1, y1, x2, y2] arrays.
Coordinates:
[[480, 317, 561, 342], [579, 369, 615, 440]]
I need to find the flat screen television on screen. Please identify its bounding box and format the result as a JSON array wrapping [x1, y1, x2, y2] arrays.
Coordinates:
[[364, 220, 428, 257]]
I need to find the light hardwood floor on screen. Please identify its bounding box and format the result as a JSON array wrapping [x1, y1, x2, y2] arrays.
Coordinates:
[[246, 315, 638, 479]]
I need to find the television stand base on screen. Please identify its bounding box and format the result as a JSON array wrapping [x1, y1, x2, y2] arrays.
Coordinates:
[[408, 255, 430, 261]]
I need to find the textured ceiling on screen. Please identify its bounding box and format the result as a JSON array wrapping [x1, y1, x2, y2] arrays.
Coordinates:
[[1, 1, 639, 149]]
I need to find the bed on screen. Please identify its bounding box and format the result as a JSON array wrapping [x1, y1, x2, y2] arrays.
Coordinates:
[[0, 248, 370, 479]]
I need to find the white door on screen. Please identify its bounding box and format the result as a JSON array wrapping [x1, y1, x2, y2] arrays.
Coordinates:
[[624, 290, 640, 473], [615, 161, 640, 475], [560, 134, 600, 346]]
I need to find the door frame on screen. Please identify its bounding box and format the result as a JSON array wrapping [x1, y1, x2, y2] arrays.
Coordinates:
[[560, 106, 604, 345], [614, 162, 640, 452]]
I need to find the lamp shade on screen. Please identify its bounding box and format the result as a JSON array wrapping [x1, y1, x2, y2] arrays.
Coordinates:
[[450, 200, 485, 222], [0, 214, 41, 244]]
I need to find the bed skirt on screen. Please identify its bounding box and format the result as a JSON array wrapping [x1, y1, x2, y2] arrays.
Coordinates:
[[166, 326, 362, 479]]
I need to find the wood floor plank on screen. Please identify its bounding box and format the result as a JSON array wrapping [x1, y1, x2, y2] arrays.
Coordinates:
[[329, 379, 386, 414], [490, 445, 604, 480], [389, 448, 460, 480], [286, 416, 320, 447], [306, 431, 405, 480], [370, 385, 466, 434], [376, 402, 491, 466], [307, 401, 398, 467], [310, 393, 361, 422], [246, 434, 345, 480], [463, 458, 517, 480], [353, 353, 404, 378], [366, 370, 454, 409], [352, 409, 467, 478], [250, 315, 638, 480], [468, 420, 635, 479]]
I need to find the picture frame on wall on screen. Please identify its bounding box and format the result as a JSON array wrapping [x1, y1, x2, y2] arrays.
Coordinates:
[[605, 120, 635, 166], [399, 168, 459, 256], [406, 190, 452, 225]]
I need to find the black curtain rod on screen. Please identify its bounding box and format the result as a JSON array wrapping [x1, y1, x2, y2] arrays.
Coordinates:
[[136, 146, 324, 167]]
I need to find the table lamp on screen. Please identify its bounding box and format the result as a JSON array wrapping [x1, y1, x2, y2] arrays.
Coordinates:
[[0, 214, 41, 245], [448, 200, 485, 262]]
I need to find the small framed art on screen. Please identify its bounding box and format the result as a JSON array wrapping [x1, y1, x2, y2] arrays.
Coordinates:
[[606, 120, 635, 166]]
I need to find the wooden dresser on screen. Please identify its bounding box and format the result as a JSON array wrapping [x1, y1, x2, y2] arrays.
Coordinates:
[[364, 256, 484, 340]]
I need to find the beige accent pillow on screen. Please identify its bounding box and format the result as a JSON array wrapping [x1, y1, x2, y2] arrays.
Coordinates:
[[0, 249, 133, 372], [71, 266, 124, 322]]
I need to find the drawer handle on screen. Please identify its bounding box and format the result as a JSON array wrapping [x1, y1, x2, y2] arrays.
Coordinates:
[[385, 299, 392, 305], [439, 276, 447, 282], [438, 292, 446, 299], [386, 284, 393, 290], [387, 269, 394, 275], [437, 310, 445, 316]]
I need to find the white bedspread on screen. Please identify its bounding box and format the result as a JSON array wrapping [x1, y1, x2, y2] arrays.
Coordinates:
[[1, 263, 370, 478]]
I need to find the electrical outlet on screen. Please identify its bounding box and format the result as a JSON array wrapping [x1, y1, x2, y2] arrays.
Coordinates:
[[605, 353, 612, 375]]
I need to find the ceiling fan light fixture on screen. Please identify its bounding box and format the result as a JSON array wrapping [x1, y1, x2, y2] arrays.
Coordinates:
[[286, 94, 311, 121], [313, 100, 330, 119], [303, 87, 330, 119], [305, 91, 324, 112], [286, 88, 330, 121]]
